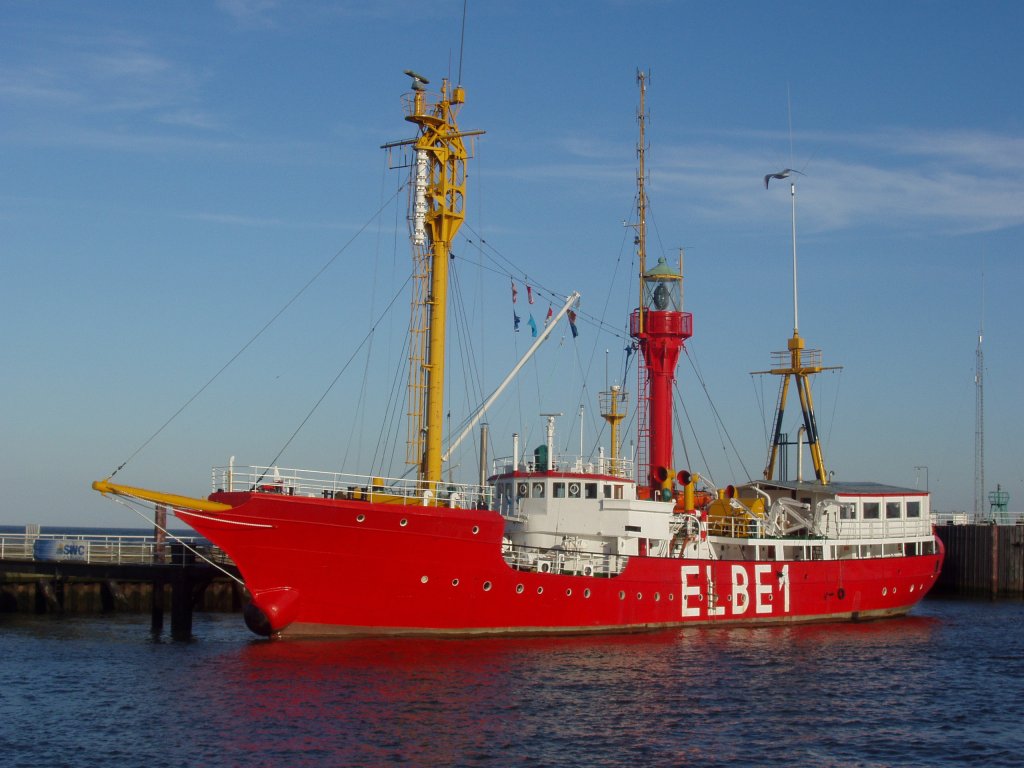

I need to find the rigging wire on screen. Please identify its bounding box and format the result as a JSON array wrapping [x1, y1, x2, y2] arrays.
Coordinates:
[[107, 184, 404, 480], [460, 222, 628, 342], [105, 494, 245, 586], [682, 345, 753, 481], [345, 157, 399, 470], [258, 274, 412, 477]]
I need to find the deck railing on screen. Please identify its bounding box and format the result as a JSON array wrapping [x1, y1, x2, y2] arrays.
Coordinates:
[[490, 454, 634, 479], [212, 465, 493, 509]]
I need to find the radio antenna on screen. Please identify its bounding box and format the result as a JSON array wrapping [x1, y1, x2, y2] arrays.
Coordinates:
[[458, 0, 468, 83]]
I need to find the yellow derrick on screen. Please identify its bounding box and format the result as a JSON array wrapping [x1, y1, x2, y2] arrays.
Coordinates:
[[706, 491, 766, 538]]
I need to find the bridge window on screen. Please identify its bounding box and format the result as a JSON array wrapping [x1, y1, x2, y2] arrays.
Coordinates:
[[839, 503, 857, 520], [886, 502, 902, 519], [906, 501, 921, 518], [863, 502, 880, 520], [568, 482, 581, 498], [516, 482, 529, 498], [553, 482, 566, 498], [614, 485, 624, 500], [604, 484, 613, 498], [585, 483, 598, 499], [532, 482, 545, 498]]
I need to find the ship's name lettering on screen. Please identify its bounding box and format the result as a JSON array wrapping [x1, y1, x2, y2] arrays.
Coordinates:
[[679, 564, 790, 618]]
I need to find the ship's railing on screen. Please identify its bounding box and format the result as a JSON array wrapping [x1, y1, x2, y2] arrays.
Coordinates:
[[491, 454, 634, 480], [502, 543, 628, 578], [0, 532, 231, 566], [769, 346, 823, 371], [708, 515, 936, 541], [212, 465, 493, 510]]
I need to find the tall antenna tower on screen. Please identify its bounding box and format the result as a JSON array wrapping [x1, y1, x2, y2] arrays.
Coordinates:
[[974, 265, 985, 520], [974, 323, 984, 520]]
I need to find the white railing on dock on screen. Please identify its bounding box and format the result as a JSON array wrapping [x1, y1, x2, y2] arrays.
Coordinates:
[[212, 465, 493, 509], [932, 511, 1024, 526], [0, 533, 231, 567]]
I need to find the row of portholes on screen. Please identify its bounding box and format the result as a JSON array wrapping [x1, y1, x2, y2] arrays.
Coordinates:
[[880, 584, 926, 597], [419, 576, 674, 605], [354, 513, 481, 537]]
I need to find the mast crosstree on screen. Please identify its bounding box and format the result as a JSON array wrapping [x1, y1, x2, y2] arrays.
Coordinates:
[[383, 72, 484, 486], [756, 171, 841, 484]]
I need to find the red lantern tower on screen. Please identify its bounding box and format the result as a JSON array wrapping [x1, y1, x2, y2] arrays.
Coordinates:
[[628, 72, 692, 500]]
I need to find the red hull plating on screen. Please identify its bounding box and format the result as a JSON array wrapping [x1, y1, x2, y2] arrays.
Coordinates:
[[183, 493, 944, 636]]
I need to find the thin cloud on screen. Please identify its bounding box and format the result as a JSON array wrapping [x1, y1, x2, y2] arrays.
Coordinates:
[[525, 126, 1024, 237]]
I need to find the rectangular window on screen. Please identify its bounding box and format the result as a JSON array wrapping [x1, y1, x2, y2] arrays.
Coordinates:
[[532, 481, 545, 498], [863, 502, 880, 520], [585, 483, 598, 499], [840, 503, 857, 520], [907, 501, 921, 518], [886, 501, 902, 519], [614, 485, 624, 500], [603, 484, 613, 498], [553, 482, 566, 498], [568, 482, 581, 498]]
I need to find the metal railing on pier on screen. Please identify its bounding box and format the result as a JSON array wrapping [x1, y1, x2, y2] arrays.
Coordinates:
[[0, 532, 231, 567], [932, 511, 1024, 526]]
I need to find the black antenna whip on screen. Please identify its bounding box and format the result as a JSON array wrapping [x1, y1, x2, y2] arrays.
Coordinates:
[[458, 0, 468, 83]]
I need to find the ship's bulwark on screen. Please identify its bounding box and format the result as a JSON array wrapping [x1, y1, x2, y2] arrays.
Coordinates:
[[178, 493, 943, 637]]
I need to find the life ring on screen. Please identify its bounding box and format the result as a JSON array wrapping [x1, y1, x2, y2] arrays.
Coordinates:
[[837, 587, 846, 600], [568, 482, 581, 496]]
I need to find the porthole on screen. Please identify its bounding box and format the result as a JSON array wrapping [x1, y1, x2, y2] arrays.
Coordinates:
[[636, 592, 643, 600], [400, 518, 408, 527], [882, 587, 888, 596], [619, 591, 626, 600], [516, 584, 524, 594], [452, 578, 460, 587], [584, 588, 591, 598], [483, 581, 492, 591], [537, 586, 544, 595], [420, 575, 429, 584], [893, 587, 897, 594], [910, 584, 916, 593], [356, 514, 365, 523], [668, 593, 675, 601], [655, 592, 661, 602], [471, 525, 480, 534]]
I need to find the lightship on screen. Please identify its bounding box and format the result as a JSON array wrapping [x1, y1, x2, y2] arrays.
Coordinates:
[[93, 71, 943, 637]]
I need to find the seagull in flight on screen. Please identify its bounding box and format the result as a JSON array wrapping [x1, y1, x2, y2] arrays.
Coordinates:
[[764, 168, 804, 189]]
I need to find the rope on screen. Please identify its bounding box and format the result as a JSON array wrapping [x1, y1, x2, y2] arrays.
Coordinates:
[[258, 273, 412, 479], [106, 494, 245, 587], [108, 185, 404, 479]]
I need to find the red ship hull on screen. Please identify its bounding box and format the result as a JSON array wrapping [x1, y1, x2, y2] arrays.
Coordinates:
[[182, 492, 944, 637]]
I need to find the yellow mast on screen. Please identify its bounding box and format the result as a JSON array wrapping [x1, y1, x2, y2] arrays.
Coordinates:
[[599, 385, 628, 476], [756, 171, 841, 484], [388, 72, 483, 486]]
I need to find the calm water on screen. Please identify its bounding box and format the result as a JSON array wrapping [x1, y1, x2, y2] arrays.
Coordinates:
[[1, 598, 1021, 767]]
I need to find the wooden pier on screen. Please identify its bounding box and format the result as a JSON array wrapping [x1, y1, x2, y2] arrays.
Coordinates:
[[0, 533, 243, 639], [934, 523, 1024, 598]]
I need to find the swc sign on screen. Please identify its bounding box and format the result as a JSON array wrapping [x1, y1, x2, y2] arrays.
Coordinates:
[[33, 539, 90, 562]]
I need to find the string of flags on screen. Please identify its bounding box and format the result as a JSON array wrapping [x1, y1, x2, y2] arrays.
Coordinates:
[[510, 278, 580, 338]]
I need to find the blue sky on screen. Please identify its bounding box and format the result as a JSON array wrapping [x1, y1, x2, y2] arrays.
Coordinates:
[[3, 1, 1022, 527]]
